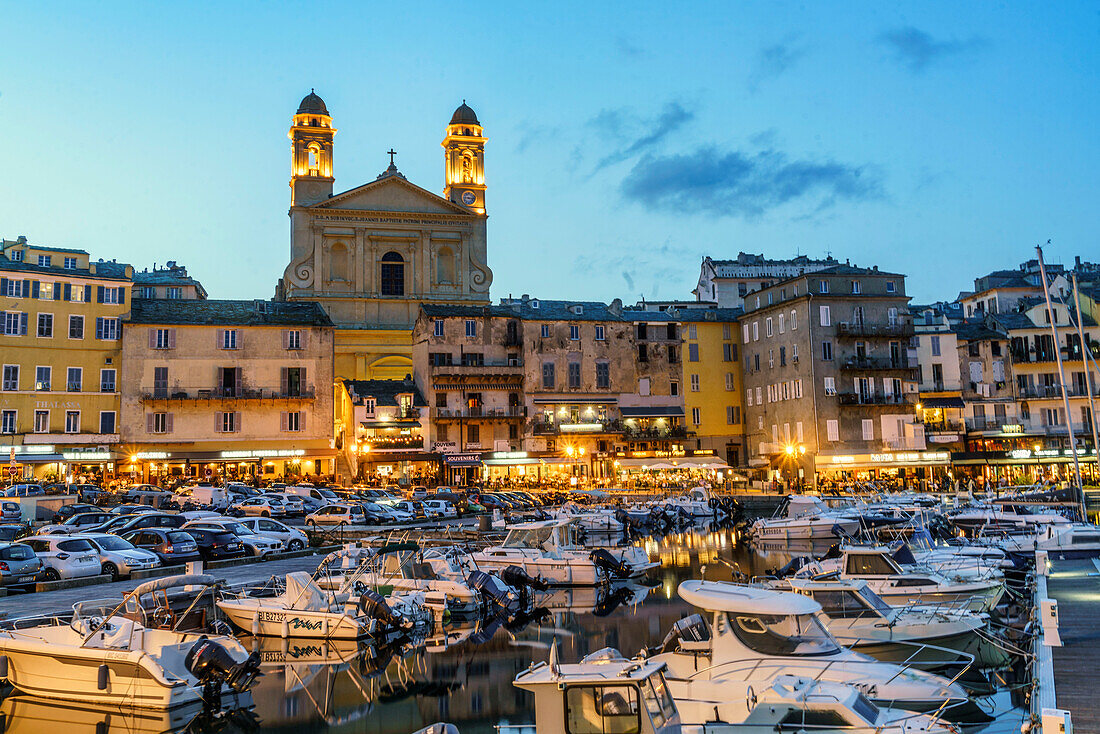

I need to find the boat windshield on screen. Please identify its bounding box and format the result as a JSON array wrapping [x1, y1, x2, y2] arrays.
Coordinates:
[[641, 672, 677, 728], [504, 527, 557, 550], [725, 611, 840, 656], [852, 692, 880, 723]]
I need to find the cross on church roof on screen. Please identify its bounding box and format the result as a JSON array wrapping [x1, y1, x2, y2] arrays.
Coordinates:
[[387, 148, 397, 166]]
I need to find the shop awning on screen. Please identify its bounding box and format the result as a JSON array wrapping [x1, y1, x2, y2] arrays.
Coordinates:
[[532, 396, 618, 405], [619, 406, 685, 418], [919, 396, 965, 408], [616, 455, 727, 469]]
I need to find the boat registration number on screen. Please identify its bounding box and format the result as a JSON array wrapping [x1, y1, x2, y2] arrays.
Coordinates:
[[258, 611, 285, 623]]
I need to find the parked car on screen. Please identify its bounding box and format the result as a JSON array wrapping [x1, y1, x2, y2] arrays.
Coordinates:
[[120, 528, 201, 565], [391, 500, 425, 519], [48, 512, 114, 534], [3, 484, 44, 498], [0, 501, 21, 523], [230, 496, 287, 518], [432, 491, 469, 515], [118, 485, 177, 508], [361, 502, 413, 524], [181, 528, 246, 561], [0, 542, 42, 587], [107, 504, 159, 516], [175, 485, 231, 510], [422, 499, 458, 519], [102, 512, 188, 535], [268, 493, 305, 516], [0, 525, 30, 543], [18, 535, 101, 580], [236, 517, 308, 551], [305, 503, 366, 527], [183, 519, 281, 558], [406, 486, 429, 500], [75, 533, 161, 579], [286, 486, 341, 507], [75, 485, 108, 503], [51, 503, 99, 524]]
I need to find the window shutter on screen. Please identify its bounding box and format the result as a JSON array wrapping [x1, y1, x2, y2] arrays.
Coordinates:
[[118, 287, 125, 305], [234, 330, 241, 350], [0, 278, 6, 294], [216, 329, 224, 349], [63, 283, 72, 301], [234, 412, 241, 432], [84, 285, 91, 302], [215, 412, 222, 433], [168, 329, 175, 348], [22, 279, 31, 297], [283, 330, 290, 349], [280, 412, 288, 432], [148, 329, 157, 349], [95, 317, 104, 340], [165, 413, 173, 433], [300, 410, 307, 432], [31, 281, 39, 299], [96, 285, 105, 303], [19, 312, 28, 335], [301, 330, 309, 350], [300, 367, 307, 392], [234, 368, 242, 394], [280, 367, 288, 395], [146, 413, 155, 433]]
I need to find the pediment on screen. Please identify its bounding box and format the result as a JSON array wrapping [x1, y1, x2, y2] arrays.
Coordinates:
[[312, 174, 472, 216]]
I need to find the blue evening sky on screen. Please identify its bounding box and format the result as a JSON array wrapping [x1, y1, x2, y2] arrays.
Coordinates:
[[1, 2, 1097, 305]]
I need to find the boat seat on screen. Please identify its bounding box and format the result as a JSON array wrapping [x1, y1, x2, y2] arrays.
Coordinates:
[[80, 617, 141, 650]]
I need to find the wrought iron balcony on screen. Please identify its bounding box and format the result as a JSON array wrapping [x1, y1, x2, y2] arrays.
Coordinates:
[[532, 418, 623, 435], [837, 392, 915, 407], [839, 356, 914, 371], [836, 322, 913, 338], [433, 406, 527, 420], [141, 386, 316, 402]]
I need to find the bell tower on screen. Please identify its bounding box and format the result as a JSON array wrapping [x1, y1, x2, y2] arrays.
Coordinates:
[[289, 90, 336, 207], [442, 101, 486, 213]]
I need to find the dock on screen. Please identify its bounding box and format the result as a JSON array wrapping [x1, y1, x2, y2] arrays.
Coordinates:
[[1042, 558, 1100, 732]]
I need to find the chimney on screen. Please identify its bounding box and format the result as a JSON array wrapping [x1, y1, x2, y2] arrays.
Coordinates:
[[609, 298, 623, 317]]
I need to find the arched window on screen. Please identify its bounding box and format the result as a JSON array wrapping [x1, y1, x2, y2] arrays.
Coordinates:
[[380, 251, 404, 296], [437, 246, 455, 284], [307, 143, 321, 172], [329, 242, 349, 281]]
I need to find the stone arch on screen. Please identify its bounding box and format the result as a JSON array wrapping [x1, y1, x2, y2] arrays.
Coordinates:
[[437, 246, 455, 284], [380, 251, 404, 296], [329, 241, 349, 281]]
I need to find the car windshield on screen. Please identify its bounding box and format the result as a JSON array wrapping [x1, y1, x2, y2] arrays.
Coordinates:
[[725, 611, 839, 656], [224, 523, 253, 535], [57, 538, 96, 553], [318, 489, 338, 500], [94, 536, 135, 551], [167, 531, 193, 544]]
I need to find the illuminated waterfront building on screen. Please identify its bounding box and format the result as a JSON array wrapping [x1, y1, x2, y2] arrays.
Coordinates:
[[0, 236, 131, 479]]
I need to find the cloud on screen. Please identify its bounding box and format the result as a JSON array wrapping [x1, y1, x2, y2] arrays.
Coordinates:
[[878, 26, 986, 72], [593, 102, 694, 171], [748, 39, 805, 91], [620, 147, 883, 219]]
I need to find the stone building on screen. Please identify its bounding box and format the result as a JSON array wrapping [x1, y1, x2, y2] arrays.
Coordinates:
[[740, 264, 928, 486], [120, 299, 335, 482], [693, 253, 839, 308], [0, 237, 131, 479], [277, 91, 493, 381], [334, 378, 429, 483], [132, 261, 207, 300]]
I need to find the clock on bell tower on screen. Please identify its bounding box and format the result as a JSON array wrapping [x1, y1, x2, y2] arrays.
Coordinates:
[[442, 100, 487, 214]]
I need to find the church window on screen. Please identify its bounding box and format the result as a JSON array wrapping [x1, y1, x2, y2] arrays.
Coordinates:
[[380, 251, 404, 296], [437, 246, 455, 284], [307, 143, 321, 173], [329, 242, 349, 281]]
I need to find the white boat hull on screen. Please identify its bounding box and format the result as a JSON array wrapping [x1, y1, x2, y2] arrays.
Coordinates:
[[216, 600, 370, 640]]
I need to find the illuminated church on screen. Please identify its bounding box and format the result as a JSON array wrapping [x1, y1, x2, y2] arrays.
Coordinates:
[[277, 91, 493, 379]]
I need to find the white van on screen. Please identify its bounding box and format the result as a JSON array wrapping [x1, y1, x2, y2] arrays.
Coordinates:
[[285, 485, 340, 509], [176, 485, 230, 510]]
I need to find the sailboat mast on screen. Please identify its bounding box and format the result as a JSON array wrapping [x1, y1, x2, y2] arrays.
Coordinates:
[[1036, 244, 1085, 516], [1070, 272, 1100, 493]]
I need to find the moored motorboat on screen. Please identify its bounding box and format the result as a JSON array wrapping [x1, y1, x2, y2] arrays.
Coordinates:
[[0, 574, 260, 709]]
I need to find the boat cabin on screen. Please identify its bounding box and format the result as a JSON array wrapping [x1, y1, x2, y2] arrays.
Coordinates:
[[785, 578, 895, 623], [664, 581, 841, 663], [499, 519, 583, 553]]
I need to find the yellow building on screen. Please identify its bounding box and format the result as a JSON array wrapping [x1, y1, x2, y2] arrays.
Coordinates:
[[0, 236, 132, 479], [119, 299, 336, 483], [277, 92, 493, 381], [675, 307, 746, 467]]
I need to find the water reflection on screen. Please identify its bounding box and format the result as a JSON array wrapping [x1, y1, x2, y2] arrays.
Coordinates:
[[0, 525, 1027, 734]]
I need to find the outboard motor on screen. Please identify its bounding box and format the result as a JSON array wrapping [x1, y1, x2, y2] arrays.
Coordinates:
[[590, 548, 632, 579], [184, 637, 260, 694], [358, 589, 409, 629], [467, 569, 518, 613], [593, 585, 635, 617], [501, 564, 550, 592], [769, 555, 811, 578]]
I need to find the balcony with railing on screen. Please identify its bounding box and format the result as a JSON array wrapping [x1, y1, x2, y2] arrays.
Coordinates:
[[836, 322, 914, 338], [921, 419, 966, 434], [430, 359, 524, 377], [141, 386, 316, 402], [1018, 384, 1099, 400], [360, 435, 426, 451], [964, 416, 1021, 432], [532, 418, 623, 435], [433, 405, 527, 420], [884, 436, 928, 450], [837, 392, 915, 407], [622, 424, 691, 440], [840, 356, 915, 371]]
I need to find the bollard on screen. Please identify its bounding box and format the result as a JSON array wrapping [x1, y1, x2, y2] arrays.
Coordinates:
[[478, 515, 491, 532]]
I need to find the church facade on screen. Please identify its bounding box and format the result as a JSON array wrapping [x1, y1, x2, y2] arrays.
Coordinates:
[[277, 91, 493, 380]]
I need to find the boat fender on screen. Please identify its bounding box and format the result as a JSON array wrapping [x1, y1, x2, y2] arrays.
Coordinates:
[[97, 663, 109, 691], [251, 611, 260, 636], [0, 655, 7, 679], [281, 616, 289, 638]]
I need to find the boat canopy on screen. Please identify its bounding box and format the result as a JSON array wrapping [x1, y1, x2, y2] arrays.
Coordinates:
[[130, 573, 219, 597], [678, 580, 820, 616], [285, 571, 332, 611]]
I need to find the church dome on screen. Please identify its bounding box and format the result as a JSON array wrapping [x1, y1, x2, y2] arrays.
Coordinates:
[[450, 101, 480, 126], [297, 90, 329, 116]]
